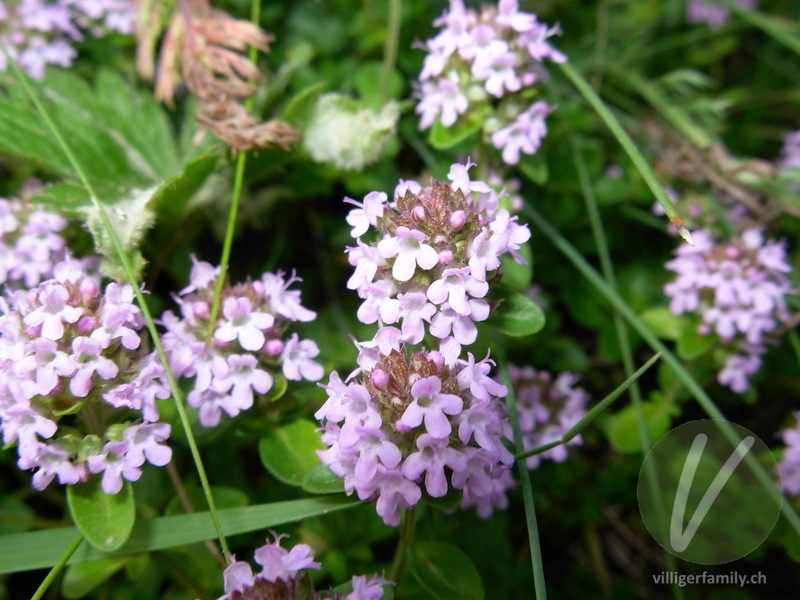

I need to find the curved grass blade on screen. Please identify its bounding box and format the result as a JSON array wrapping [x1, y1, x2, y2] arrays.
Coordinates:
[[558, 62, 694, 245], [524, 204, 800, 539], [0, 497, 359, 575]]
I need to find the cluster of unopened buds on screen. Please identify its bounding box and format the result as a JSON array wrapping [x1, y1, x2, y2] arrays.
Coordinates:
[[0, 0, 136, 79], [160, 258, 322, 427], [212, 533, 391, 600], [415, 0, 566, 165], [317, 160, 531, 524], [0, 259, 172, 493], [664, 228, 794, 392], [506, 365, 589, 470]]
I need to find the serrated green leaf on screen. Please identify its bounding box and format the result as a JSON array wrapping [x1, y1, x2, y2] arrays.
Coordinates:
[[150, 150, 219, 219], [407, 542, 484, 600], [259, 419, 326, 486], [0, 497, 359, 574], [67, 478, 135, 553], [302, 462, 345, 495], [639, 307, 685, 341], [62, 557, 129, 599], [488, 287, 545, 337], [429, 106, 490, 151]]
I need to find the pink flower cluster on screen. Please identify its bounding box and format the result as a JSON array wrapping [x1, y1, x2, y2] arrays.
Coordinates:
[[686, 0, 756, 30], [345, 160, 530, 363], [216, 533, 390, 600], [0, 259, 172, 493], [664, 228, 794, 393], [161, 258, 322, 428], [781, 129, 800, 171], [0, 197, 72, 290], [505, 365, 588, 470], [415, 0, 566, 165], [778, 413, 800, 496], [317, 161, 529, 525], [316, 348, 513, 525], [0, 0, 136, 79]]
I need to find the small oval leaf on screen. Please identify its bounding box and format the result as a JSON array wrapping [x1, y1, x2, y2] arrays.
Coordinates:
[[488, 287, 545, 337], [259, 419, 326, 486], [302, 462, 345, 495], [407, 542, 484, 600], [67, 478, 135, 553], [62, 557, 129, 599]]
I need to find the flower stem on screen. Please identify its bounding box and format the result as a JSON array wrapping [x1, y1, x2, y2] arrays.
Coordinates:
[[380, 0, 402, 101], [389, 504, 417, 583], [205, 0, 261, 341], [29, 533, 82, 600]]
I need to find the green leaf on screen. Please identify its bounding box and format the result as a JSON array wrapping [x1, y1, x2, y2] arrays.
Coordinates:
[[0, 497, 359, 574], [67, 478, 135, 553], [518, 152, 549, 185], [164, 486, 248, 517], [62, 557, 129, 599], [302, 462, 345, 495], [407, 542, 484, 600], [487, 287, 546, 337], [499, 242, 533, 292], [31, 182, 90, 214], [150, 151, 219, 220], [0, 496, 37, 535], [639, 307, 685, 341], [282, 81, 327, 129], [429, 106, 490, 151], [259, 419, 326, 486], [604, 395, 676, 454], [676, 321, 717, 360]]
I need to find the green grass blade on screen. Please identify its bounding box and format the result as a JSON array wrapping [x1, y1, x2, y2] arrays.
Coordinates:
[[524, 204, 800, 539], [0, 497, 359, 575], [495, 335, 547, 600], [719, 0, 800, 56], [558, 62, 694, 245]]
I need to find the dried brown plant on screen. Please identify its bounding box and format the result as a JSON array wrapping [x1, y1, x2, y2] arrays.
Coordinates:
[[137, 0, 300, 151]]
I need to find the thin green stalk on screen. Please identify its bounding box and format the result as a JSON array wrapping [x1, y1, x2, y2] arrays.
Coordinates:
[[389, 505, 416, 583], [380, 0, 402, 101], [603, 63, 712, 150], [559, 62, 694, 246], [514, 353, 662, 462], [789, 330, 800, 370], [524, 204, 800, 538], [29, 534, 82, 600], [495, 336, 547, 600], [719, 0, 800, 57], [4, 52, 231, 562], [205, 0, 261, 340], [569, 139, 683, 598]]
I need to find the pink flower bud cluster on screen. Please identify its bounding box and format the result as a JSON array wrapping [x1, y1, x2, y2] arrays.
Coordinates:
[[778, 413, 800, 497], [345, 160, 530, 363], [0, 197, 71, 289], [664, 228, 795, 393], [160, 257, 322, 428], [216, 533, 391, 600], [0, 0, 136, 79], [316, 347, 513, 526], [415, 0, 566, 165], [0, 259, 172, 494], [505, 365, 589, 470]]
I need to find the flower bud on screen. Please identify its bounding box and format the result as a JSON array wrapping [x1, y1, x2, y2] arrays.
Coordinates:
[[264, 339, 284, 356], [412, 205, 426, 222], [75, 317, 94, 334], [371, 368, 389, 389], [78, 278, 98, 304], [438, 250, 454, 265], [427, 351, 445, 370], [724, 246, 740, 259], [449, 210, 467, 229], [193, 301, 210, 319]]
